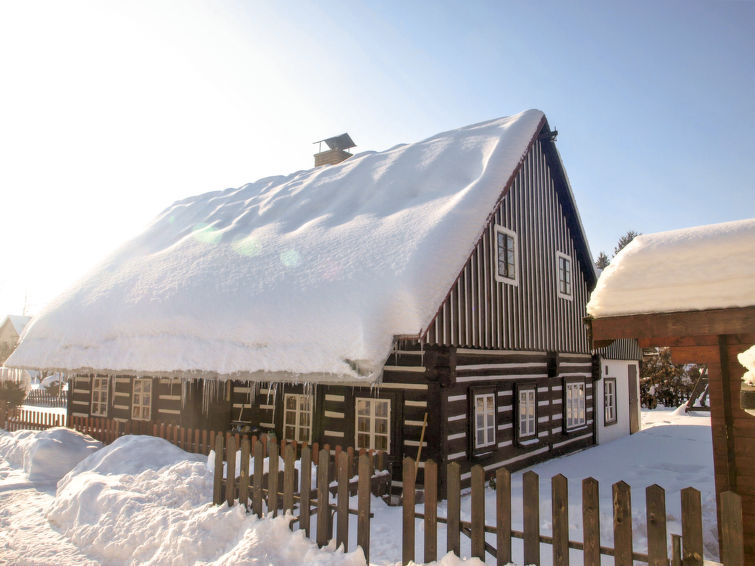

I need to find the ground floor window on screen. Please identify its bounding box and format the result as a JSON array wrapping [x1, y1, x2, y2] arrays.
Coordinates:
[[355, 397, 390, 453], [604, 378, 617, 425], [473, 392, 496, 450], [132, 378, 152, 421], [518, 387, 536, 441], [565, 381, 586, 429], [91, 376, 109, 417], [283, 393, 313, 443]]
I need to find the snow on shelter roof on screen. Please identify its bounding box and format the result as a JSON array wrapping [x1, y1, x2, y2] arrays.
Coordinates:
[[587, 218, 755, 319], [8, 110, 545, 383]]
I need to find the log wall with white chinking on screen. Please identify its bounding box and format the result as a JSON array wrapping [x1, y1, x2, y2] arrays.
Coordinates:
[[69, 375, 93, 420], [422, 138, 591, 354]]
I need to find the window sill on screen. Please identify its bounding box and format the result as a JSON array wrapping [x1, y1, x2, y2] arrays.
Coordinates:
[[517, 438, 539, 447], [565, 425, 588, 434]]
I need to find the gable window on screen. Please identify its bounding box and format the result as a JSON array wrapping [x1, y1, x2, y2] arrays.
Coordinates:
[[132, 378, 152, 421], [556, 251, 572, 299], [604, 378, 617, 426], [91, 376, 109, 417], [283, 393, 313, 443], [472, 391, 496, 451], [565, 381, 586, 430], [355, 397, 390, 453], [517, 386, 537, 442], [494, 226, 518, 285]]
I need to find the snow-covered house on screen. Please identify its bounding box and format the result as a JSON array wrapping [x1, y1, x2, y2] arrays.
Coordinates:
[[7, 110, 639, 488], [587, 219, 755, 563], [0, 314, 31, 364]]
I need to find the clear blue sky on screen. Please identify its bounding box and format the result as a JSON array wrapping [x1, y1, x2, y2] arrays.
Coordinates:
[[1, 0, 753, 316]]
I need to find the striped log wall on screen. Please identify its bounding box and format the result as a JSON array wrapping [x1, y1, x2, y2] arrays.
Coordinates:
[[423, 139, 591, 354]]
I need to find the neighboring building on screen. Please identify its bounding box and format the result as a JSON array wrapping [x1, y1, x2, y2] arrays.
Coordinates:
[[8, 110, 638, 489], [593, 340, 642, 444], [588, 219, 755, 565], [0, 315, 31, 364]]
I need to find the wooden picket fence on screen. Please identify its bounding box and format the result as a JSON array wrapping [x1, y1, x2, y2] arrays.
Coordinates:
[[24, 389, 67, 408], [4, 408, 66, 430]]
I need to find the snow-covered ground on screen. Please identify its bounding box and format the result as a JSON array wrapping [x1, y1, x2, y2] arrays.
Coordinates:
[[0, 408, 715, 565]]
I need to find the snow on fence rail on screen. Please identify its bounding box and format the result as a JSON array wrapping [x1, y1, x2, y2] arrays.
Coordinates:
[[4, 408, 66, 430]]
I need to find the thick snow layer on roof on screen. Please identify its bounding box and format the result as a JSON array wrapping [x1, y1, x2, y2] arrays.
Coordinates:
[[8, 110, 544, 382], [587, 219, 755, 318]]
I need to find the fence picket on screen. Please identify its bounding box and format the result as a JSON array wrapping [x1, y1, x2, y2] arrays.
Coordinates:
[[336, 451, 349, 550], [213, 434, 224, 505], [681, 487, 703, 566], [283, 443, 295, 515], [582, 477, 600, 566], [225, 435, 237, 507], [402, 457, 416, 566], [719, 491, 744, 566], [523, 471, 540, 566], [316, 448, 330, 547], [613, 481, 633, 566], [471, 465, 485, 560], [552, 474, 568, 566], [424, 460, 438, 564], [300, 445, 312, 537], [495, 467, 511, 566], [268, 437, 279, 517], [357, 453, 370, 563], [252, 438, 264, 517], [239, 437, 250, 510], [447, 462, 461, 557], [646, 484, 668, 566]]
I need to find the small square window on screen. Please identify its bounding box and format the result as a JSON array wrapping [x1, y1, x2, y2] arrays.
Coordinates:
[[604, 378, 617, 426], [556, 251, 573, 300], [494, 226, 518, 285]]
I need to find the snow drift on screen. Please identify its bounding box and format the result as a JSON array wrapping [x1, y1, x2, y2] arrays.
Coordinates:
[[587, 218, 755, 318], [7, 110, 544, 382]]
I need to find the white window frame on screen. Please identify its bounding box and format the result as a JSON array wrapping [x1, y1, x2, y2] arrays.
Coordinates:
[[604, 378, 617, 425], [518, 388, 536, 440], [355, 397, 391, 453], [283, 393, 313, 443], [473, 392, 496, 450], [132, 378, 152, 421], [91, 376, 109, 417], [565, 381, 587, 430], [494, 225, 519, 285], [556, 251, 573, 300]]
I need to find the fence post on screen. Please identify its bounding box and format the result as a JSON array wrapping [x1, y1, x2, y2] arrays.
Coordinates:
[[719, 491, 744, 566], [213, 434, 224, 505], [672, 534, 682, 566], [613, 480, 633, 566], [336, 450, 349, 550], [300, 444, 312, 537], [583, 477, 600, 566], [402, 457, 416, 566], [226, 435, 237, 507], [253, 438, 264, 517], [646, 484, 668, 566], [523, 471, 540, 566], [357, 452, 370, 563], [496, 467, 512, 566], [471, 465, 485, 560], [446, 462, 461, 557], [268, 437, 279, 517], [239, 437, 250, 510], [283, 443, 295, 516], [424, 459, 438, 564], [552, 474, 569, 566], [681, 487, 703, 566], [316, 447, 330, 547]]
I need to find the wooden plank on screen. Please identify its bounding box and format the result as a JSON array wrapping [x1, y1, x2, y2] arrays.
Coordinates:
[[523, 471, 540, 566], [300, 445, 312, 537], [719, 491, 744, 566], [495, 467, 512, 566], [672, 534, 682, 566], [268, 437, 279, 517], [225, 435, 237, 507], [239, 437, 250, 510], [336, 451, 349, 550], [471, 465, 485, 560], [646, 484, 668, 566], [402, 457, 416, 565], [681, 487, 703, 566], [613, 481, 633, 566], [582, 477, 600, 566], [551, 474, 568, 566], [424, 460, 438, 563], [447, 462, 461, 557], [253, 438, 264, 517], [357, 453, 371, 563], [213, 434, 224, 505], [283, 443, 295, 515], [316, 448, 329, 547]]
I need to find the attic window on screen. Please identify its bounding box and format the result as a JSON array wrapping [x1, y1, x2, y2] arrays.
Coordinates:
[[556, 251, 573, 300], [494, 226, 518, 285]]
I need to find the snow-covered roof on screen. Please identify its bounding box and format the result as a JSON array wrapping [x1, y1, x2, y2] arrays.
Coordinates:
[[3, 315, 31, 336], [587, 219, 755, 319], [8, 110, 546, 383]]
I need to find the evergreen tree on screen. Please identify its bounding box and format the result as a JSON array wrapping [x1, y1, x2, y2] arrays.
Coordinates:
[[613, 230, 639, 257], [595, 251, 610, 270]]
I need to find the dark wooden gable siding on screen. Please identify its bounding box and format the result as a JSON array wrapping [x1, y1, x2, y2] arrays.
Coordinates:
[[596, 338, 643, 361], [422, 138, 591, 353]]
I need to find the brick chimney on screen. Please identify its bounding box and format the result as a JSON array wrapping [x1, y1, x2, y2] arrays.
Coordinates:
[[314, 133, 355, 167]]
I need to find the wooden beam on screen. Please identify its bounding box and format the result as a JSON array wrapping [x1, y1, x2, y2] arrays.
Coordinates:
[[638, 335, 719, 349], [591, 307, 755, 342]]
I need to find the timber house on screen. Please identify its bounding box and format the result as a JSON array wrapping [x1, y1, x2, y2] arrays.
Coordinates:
[[7, 110, 640, 490]]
